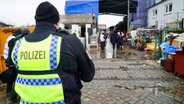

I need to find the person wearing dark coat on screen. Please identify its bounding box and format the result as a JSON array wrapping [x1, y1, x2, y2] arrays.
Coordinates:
[[9, 2, 95, 104], [110, 31, 118, 51], [117, 32, 123, 50], [3, 29, 22, 103]]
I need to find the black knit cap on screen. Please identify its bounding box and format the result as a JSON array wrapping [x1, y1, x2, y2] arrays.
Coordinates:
[[35, 1, 60, 24]]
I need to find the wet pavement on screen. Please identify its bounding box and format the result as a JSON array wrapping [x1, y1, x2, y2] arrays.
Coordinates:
[[81, 39, 184, 104], [0, 39, 184, 104]]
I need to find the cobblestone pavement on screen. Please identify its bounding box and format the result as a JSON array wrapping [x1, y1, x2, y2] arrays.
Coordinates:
[[81, 58, 184, 104], [81, 39, 184, 104]]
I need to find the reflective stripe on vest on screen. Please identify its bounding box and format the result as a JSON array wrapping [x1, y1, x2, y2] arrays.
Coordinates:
[[13, 38, 23, 70], [50, 35, 58, 70], [20, 99, 65, 104], [16, 76, 62, 86], [12, 35, 64, 103]]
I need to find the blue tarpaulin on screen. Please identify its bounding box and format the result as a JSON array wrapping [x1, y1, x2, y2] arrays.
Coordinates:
[[161, 44, 179, 59], [65, 0, 99, 19]]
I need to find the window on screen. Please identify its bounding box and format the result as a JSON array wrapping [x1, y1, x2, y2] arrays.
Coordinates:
[[153, 9, 157, 16], [165, 3, 172, 13]]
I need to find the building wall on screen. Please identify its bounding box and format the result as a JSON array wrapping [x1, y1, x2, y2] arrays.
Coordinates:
[[148, 0, 184, 29]]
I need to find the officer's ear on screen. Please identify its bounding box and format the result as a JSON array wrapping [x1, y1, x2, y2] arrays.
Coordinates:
[[54, 22, 59, 29]]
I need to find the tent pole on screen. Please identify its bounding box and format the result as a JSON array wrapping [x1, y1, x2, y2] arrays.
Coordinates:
[[127, 0, 130, 31]]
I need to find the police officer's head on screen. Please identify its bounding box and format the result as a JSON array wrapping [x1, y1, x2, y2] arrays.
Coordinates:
[[35, 1, 60, 27]]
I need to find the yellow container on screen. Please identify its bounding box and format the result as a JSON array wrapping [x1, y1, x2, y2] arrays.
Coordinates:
[[0, 27, 35, 74], [28, 27, 35, 32]]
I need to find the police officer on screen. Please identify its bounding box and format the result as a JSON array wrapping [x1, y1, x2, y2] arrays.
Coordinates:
[[10, 1, 95, 104]]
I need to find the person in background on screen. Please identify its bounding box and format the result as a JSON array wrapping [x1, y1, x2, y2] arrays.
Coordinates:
[[126, 33, 132, 47], [110, 27, 118, 51], [98, 33, 101, 47], [3, 29, 22, 104], [100, 30, 107, 50], [103, 30, 108, 42], [10, 1, 95, 104], [3, 29, 22, 60], [117, 30, 123, 50]]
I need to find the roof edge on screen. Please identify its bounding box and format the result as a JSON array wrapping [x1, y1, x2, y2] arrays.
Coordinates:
[[148, 0, 168, 9]]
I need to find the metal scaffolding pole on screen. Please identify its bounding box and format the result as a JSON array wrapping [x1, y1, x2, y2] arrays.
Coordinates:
[[127, 0, 130, 31]]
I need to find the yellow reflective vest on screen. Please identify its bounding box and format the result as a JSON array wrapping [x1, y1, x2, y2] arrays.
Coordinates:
[[11, 35, 65, 104]]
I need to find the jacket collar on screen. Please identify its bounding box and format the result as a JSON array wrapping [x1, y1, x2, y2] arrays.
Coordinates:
[[35, 21, 57, 32], [25, 22, 57, 42]]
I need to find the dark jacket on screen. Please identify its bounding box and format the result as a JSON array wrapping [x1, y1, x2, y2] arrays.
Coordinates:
[[117, 35, 123, 45], [22, 22, 95, 104], [110, 32, 118, 45]]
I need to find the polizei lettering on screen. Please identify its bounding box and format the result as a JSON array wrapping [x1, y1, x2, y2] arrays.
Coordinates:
[[20, 50, 46, 60]]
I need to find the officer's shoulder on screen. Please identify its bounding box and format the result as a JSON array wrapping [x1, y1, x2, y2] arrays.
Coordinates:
[[56, 29, 70, 36], [64, 34, 79, 40]]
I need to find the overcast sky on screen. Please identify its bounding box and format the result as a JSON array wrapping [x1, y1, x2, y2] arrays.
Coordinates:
[[0, 0, 122, 28]]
